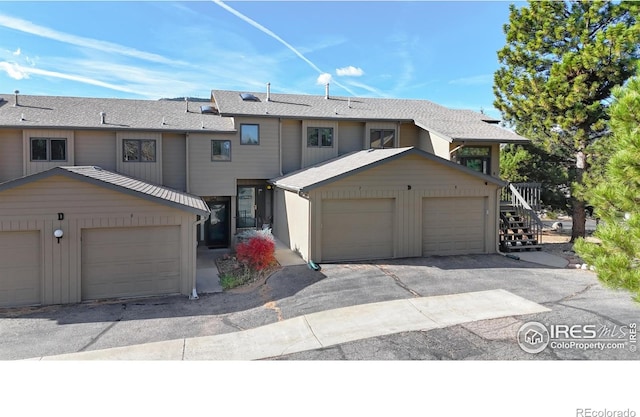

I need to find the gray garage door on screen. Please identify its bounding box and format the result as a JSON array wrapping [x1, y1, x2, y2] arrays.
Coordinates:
[[423, 197, 486, 256], [81, 226, 181, 300], [0, 231, 40, 307], [321, 198, 394, 262]]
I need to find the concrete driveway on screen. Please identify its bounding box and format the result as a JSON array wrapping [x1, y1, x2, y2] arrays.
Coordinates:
[[1, 254, 638, 360]]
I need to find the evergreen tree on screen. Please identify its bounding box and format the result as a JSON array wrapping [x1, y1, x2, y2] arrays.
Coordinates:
[[493, 1, 640, 241], [574, 72, 640, 301], [500, 143, 569, 212]]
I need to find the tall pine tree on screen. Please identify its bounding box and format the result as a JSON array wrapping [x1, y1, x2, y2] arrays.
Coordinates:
[[575, 71, 640, 301], [493, 1, 640, 241]]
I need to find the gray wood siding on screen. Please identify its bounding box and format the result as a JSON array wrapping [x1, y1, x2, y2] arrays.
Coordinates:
[[281, 119, 302, 174], [0, 175, 197, 306], [188, 118, 280, 196], [162, 133, 187, 191], [337, 121, 364, 155], [23, 129, 75, 176], [302, 120, 338, 167], [74, 130, 116, 170], [309, 154, 499, 260], [116, 132, 162, 184], [273, 188, 309, 261], [399, 123, 419, 148], [0, 130, 23, 182]]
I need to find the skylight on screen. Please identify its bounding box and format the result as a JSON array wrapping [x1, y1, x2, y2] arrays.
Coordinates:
[[200, 105, 218, 114], [240, 93, 260, 102]]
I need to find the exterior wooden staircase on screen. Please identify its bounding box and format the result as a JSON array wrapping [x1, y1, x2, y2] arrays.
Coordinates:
[[500, 183, 543, 252]]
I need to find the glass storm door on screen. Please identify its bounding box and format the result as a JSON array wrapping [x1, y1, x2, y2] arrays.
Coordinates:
[[237, 186, 257, 228], [206, 201, 230, 248]]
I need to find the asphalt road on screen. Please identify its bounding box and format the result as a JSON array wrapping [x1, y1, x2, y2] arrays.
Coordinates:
[[1, 254, 638, 360]]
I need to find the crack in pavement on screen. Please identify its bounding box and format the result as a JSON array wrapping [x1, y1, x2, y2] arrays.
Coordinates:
[[543, 283, 631, 327], [375, 265, 421, 297], [557, 283, 598, 303], [221, 316, 245, 331]]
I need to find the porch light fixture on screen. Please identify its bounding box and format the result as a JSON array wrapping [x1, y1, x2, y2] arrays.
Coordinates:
[[54, 228, 64, 244]]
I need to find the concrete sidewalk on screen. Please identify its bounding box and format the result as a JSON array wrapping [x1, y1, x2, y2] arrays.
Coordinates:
[[505, 250, 570, 268], [36, 289, 549, 361]]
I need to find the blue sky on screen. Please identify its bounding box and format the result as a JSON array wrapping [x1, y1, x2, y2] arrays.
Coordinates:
[[0, 1, 520, 118]]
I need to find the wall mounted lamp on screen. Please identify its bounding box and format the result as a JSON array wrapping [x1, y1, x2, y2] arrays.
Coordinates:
[[54, 229, 64, 244]]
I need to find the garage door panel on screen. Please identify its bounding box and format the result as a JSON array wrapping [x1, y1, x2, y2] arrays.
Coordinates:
[[0, 231, 40, 307], [82, 226, 181, 300], [322, 199, 394, 262], [423, 197, 486, 256], [82, 242, 179, 264]]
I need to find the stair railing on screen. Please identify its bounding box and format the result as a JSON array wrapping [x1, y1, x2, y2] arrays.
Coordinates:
[[502, 183, 544, 247]]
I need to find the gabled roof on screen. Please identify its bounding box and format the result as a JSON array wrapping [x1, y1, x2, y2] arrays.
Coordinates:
[[211, 89, 527, 143], [0, 94, 235, 133], [270, 147, 506, 193], [0, 166, 210, 215]]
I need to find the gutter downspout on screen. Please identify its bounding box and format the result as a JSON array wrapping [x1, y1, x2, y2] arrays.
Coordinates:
[[279, 118, 283, 176], [190, 212, 210, 300], [185, 132, 191, 193]]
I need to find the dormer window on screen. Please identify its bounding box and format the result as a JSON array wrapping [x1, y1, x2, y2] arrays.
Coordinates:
[[307, 127, 333, 147], [370, 129, 395, 149], [30, 138, 67, 162], [123, 139, 156, 162]]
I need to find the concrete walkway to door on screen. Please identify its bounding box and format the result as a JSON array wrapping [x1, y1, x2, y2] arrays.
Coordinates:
[[195, 237, 306, 295]]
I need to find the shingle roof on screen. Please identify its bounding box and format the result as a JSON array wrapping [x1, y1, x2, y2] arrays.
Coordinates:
[[212, 89, 527, 143], [270, 147, 506, 192], [0, 166, 210, 215], [0, 94, 235, 133]]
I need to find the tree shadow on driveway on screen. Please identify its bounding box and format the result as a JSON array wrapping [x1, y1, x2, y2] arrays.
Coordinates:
[[0, 265, 326, 324]]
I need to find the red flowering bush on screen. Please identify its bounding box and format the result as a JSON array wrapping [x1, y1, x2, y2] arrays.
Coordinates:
[[236, 235, 276, 271]]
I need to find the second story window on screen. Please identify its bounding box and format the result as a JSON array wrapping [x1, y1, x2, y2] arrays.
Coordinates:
[[240, 124, 259, 145], [123, 139, 156, 162], [212, 140, 231, 161], [370, 129, 395, 149], [453, 146, 491, 175], [31, 138, 67, 162], [307, 127, 333, 147]]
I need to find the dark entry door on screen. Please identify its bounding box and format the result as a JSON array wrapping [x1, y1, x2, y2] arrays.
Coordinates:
[[206, 200, 230, 248]]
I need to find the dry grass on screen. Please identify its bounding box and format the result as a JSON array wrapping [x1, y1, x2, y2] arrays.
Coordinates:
[[540, 229, 600, 266]]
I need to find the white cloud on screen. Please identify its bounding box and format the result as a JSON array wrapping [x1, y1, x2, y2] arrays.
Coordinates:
[[316, 73, 332, 85], [0, 13, 186, 66], [336, 66, 364, 77], [0, 62, 29, 80], [213, 0, 358, 96], [12, 48, 20, 56], [0, 61, 146, 94]]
